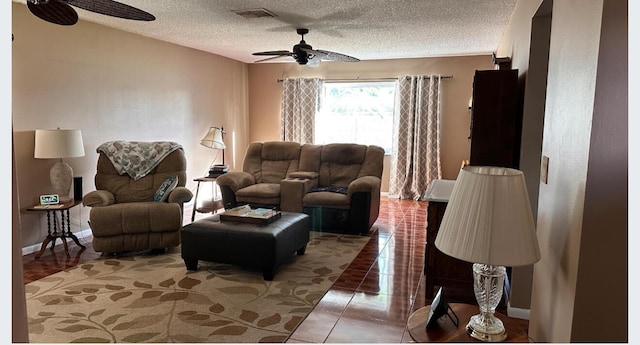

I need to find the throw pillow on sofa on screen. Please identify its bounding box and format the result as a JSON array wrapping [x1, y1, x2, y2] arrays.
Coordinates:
[[154, 176, 178, 202]]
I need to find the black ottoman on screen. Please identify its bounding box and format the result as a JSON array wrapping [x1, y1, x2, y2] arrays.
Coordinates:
[[180, 212, 310, 280]]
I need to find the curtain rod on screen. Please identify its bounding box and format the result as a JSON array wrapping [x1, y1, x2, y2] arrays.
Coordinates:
[[276, 75, 453, 83]]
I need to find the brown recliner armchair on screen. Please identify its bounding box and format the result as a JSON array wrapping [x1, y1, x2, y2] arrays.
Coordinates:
[[83, 141, 193, 254]]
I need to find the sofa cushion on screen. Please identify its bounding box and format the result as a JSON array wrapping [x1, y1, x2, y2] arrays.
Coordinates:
[[92, 231, 180, 253], [298, 144, 323, 172], [89, 202, 182, 236], [95, 173, 155, 203], [317, 144, 368, 187], [261, 160, 295, 183], [303, 191, 351, 209], [243, 142, 301, 184], [322, 143, 368, 164], [236, 183, 281, 205], [358, 146, 385, 178]]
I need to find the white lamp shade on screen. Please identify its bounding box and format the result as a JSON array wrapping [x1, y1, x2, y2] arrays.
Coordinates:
[[34, 129, 85, 159], [200, 127, 226, 149], [434, 166, 541, 267]]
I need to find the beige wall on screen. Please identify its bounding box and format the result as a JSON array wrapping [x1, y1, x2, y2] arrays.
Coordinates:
[[12, 3, 250, 248], [247, 55, 495, 192], [570, 0, 626, 340], [499, 0, 627, 342], [12, 137, 29, 342], [530, 1, 603, 340]]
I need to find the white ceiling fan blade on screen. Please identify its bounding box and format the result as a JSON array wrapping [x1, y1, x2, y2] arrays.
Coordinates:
[[315, 49, 360, 62], [301, 48, 327, 58]]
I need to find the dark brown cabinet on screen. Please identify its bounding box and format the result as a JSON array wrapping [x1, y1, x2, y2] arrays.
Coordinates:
[[424, 180, 476, 304], [425, 200, 475, 303], [423, 70, 522, 303], [469, 69, 522, 168]]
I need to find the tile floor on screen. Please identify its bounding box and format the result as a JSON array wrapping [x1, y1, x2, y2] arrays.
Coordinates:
[[21, 196, 527, 343]]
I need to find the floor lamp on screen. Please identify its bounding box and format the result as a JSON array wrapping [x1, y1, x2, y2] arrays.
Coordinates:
[[34, 128, 85, 203], [435, 166, 540, 342]]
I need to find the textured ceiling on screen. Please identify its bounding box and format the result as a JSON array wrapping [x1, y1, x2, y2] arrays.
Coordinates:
[[13, 0, 518, 64]]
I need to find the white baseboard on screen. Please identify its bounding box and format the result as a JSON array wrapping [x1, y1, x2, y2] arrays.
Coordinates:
[[507, 303, 531, 320], [22, 229, 93, 256]]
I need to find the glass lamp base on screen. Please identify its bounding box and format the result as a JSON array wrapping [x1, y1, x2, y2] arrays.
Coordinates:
[[468, 263, 508, 342], [466, 313, 507, 342]]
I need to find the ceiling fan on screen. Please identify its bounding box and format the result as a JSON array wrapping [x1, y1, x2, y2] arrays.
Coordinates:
[[253, 28, 360, 66], [25, 0, 155, 26]]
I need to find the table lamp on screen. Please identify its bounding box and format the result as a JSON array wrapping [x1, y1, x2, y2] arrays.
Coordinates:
[[434, 166, 540, 342], [200, 126, 227, 176], [34, 128, 85, 203]]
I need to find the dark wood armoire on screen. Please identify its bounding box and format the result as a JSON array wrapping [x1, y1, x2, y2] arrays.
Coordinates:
[[424, 69, 523, 304], [469, 69, 522, 168]]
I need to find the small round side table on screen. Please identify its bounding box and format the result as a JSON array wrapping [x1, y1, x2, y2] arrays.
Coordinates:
[[407, 303, 530, 343]]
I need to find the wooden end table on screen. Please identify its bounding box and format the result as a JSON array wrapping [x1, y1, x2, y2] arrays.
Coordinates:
[[27, 200, 86, 259], [191, 176, 224, 222], [407, 303, 529, 342]]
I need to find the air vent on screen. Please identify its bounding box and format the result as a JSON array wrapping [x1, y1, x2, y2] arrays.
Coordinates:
[[232, 8, 277, 19]]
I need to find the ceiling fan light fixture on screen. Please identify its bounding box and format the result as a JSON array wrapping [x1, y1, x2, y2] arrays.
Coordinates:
[[294, 54, 310, 65]]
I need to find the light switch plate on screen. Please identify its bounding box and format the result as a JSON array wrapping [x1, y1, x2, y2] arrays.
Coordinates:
[[541, 156, 549, 184]]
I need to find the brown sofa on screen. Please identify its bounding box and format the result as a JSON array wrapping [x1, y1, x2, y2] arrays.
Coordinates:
[[216, 141, 384, 234], [83, 143, 193, 254]]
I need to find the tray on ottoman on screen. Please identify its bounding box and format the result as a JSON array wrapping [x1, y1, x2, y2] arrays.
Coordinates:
[[219, 206, 282, 224], [180, 212, 310, 280]]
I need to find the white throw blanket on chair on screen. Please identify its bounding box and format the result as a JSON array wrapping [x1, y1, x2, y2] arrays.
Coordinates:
[[97, 141, 182, 180]]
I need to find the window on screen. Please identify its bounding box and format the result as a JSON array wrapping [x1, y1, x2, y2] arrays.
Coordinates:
[[315, 81, 396, 154]]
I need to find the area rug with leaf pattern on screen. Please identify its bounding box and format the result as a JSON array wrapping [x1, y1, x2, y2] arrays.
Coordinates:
[[26, 231, 369, 343]]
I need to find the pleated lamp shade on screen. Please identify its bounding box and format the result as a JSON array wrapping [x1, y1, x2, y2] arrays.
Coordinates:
[[200, 127, 226, 150], [434, 166, 541, 267]]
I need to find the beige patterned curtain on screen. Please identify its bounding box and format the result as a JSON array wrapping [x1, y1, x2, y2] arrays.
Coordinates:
[[280, 78, 322, 143], [389, 75, 442, 200]]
